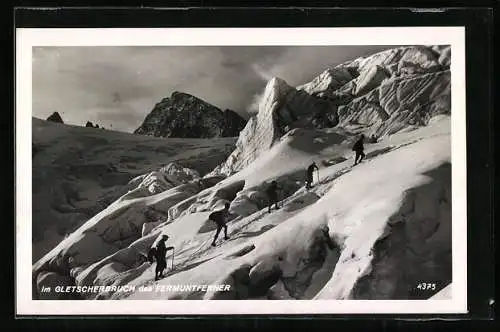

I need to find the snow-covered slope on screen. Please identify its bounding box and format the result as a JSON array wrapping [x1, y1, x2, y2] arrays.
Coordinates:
[[134, 91, 247, 138], [32, 118, 236, 262], [33, 114, 451, 301]]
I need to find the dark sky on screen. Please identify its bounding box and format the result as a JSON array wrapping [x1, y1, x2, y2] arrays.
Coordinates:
[[32, 45, 397, 133]]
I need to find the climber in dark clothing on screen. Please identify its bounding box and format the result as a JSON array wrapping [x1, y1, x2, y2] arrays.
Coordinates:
[[352, 134, 366, 166], [154, 234, 173, 281], [209, 202, 230, 246], [306, 162, 319, 189], [266, 180, 281, 213]]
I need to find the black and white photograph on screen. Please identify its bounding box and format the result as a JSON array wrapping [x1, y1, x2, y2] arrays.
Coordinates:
[[16, 27, 467, 315]]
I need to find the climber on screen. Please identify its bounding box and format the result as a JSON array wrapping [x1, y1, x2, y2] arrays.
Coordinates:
[[153, 234, 174, 281], [352, 134, 366, 166], [266, 180, 281, 213], [209, 202, 231, 246], [370, 134, 378, 143], [305, 162, 319, 189]]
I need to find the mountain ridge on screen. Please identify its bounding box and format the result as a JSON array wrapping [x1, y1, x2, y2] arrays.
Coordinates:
[[209, 45, 450, 176], [134, 91, 247, 138]]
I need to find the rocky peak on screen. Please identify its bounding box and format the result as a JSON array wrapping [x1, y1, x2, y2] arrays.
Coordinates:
[[170, 91, 195, 102], [298, 67, 357, 96], [46, 112, 64, 124], [211, 76, 339, 175], [134, 91, 247, 138]]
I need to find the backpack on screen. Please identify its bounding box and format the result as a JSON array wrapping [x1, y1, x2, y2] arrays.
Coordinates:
[[208, 211, 216, 221], [208, 211, 219, 223], [147, 247, 157, 263], [352, 140, 361, 151], [209, 210, 226, 224]]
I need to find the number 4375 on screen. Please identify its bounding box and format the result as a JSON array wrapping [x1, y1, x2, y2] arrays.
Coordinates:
[[416, 283, 436, 291]]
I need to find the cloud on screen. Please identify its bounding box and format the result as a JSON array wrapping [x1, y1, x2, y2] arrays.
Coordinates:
[[251, 63, 275, 82], [32, 45, 398, 133], [247, 91, 265, 115]]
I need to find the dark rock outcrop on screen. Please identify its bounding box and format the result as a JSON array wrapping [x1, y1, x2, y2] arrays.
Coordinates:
[[85, 121, 101, 128], [134, 92, 247, 138], [46, 112, 64, 124]]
